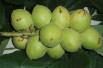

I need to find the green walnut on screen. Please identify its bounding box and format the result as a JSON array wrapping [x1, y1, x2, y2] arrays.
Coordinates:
[[32, 5, 52, 29], [82, 27, 102, 50], [40, 23, 62, 47], [26, 34, 47, 60], [70, 9, 91, 32], [52, 6, 70, 29], [12, 36, 28, 50], [47, 44, 65, 59], [11, 9, 34, 31], [61, 28, 81, 52]]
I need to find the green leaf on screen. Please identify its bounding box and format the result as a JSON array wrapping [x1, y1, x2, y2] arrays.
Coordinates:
[[0, 51, 28, 68], [59, 0, 90, 11], [43, 0, 57, 11], [0, 50, 69, 68], [87, 51, 97, 68], [24, 0, 37, 13], [68, 49, 90, 68], [92, 25, 103, 37], [87, 51, 103, 68], [21, 54, 52, 68], [4, 0, 25, 5], [92, 25, 103, 56], [95, 55, 103, 68], [58, 0, 74, 7], [48, 53, 69, 68], [0, 39, 9, 56], [92, 14, 103, 21], [95, 45, 103, 56], [0, 4, 5, 29], [89, 0, 103, 13], [36, 0, 58, 11], [0, 49, 91, 68], [68, 0, 90, 11], [0, 51, 52, 68]]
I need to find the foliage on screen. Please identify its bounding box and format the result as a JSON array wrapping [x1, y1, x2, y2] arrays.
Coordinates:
[[0, 0, 103, 68]]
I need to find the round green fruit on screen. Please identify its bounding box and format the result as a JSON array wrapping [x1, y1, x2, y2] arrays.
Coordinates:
[[11, 9, 34, 31], [32, 5, 52, 29], [40, 23, 62, 47], [26, 34, 47, 60], [70, 9, 91, 32], [12, 36, 28, 50], [61, 28, 81, 52], [52, 6, 70, 29], [82, 27, 102, 50], [47, 44, 65, 59]]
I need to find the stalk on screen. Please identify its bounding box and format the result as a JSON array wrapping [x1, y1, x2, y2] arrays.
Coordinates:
[[1, 47, 17, 50], [0, 32, 36, 37]]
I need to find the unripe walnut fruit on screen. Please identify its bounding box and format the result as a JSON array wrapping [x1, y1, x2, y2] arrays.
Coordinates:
[[47, 44, 65, 59], [70, 9, 91, 32], [40, 23, 62, 47], [12, 36, 28, 50], [82, 27, 102, 50], [26, 34, 47, 60], [52, 6, 70, 29], [11, 9, 34, 31], [32, 5, 52, 29], [61, 28, 81, 52]]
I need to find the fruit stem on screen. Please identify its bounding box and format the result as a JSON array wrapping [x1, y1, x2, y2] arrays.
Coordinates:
[[0, 32, 36, 37]]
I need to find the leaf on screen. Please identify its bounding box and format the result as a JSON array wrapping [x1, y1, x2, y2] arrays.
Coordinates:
[[0, 51, 52, 68], [58, 0, 74, 7], [92, 25, 103, 37], [67, 49, 90, 68], [95, 55, 103, 68], [36, 0, 91, 11], [68, 0, 90, 11], [48, 53, 69, 68], [92, 25, 103, 56], [60, 0, 91, 11], [43, 0, 57, 11], [57, 0, 89, 9], [87, 51, 97, 68], [0, 39, 9, 56], [89, 0, 103, 13], [36, 0, 57, 11], [92, 14, 103, 21], [3, 0, 25, 5], [0, 4, 5, 29], [21, 54, 52, 68], [87, 51, 103, 68], [0, 49, 91, 68], [24, 0, 37, 13], [0, 50, 70, 68], [0, 51, 28, 68], [95, 44, 103, 56]]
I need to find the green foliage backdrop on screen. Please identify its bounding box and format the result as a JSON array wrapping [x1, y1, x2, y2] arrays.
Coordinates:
[[0, 0, 103, 68]]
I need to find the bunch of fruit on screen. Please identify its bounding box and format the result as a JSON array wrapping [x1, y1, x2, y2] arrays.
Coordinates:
[[11, 5, 102, 60]]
